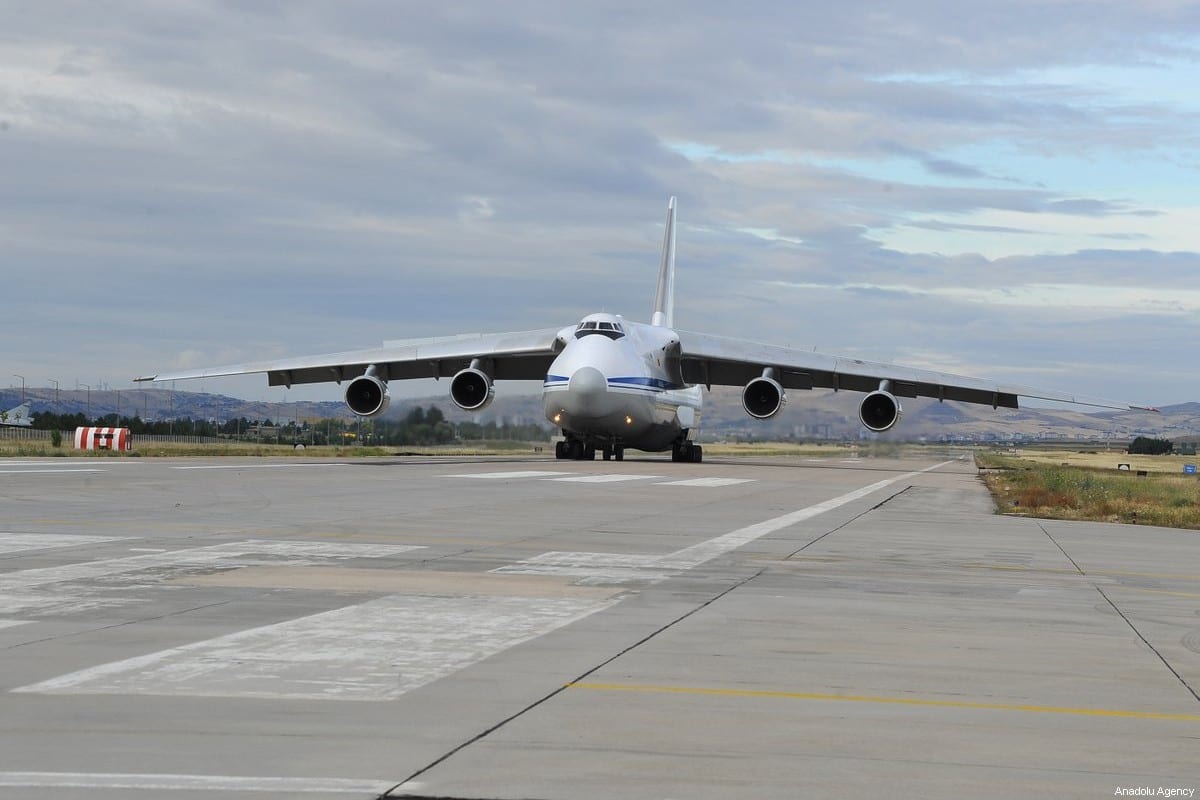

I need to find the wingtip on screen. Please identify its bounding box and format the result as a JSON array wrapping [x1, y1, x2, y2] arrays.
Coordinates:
[[132, 375, 157, 383]]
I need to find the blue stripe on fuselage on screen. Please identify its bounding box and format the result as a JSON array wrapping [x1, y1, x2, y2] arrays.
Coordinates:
[[542, 374, 682, 392], [608, 376, 679, 390]]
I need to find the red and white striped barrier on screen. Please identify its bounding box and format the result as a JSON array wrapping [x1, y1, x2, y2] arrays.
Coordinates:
[[73, 427, 132, 451]]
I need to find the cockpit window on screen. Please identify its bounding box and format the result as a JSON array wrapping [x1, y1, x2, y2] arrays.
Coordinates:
[[575, 320, 625, 340]]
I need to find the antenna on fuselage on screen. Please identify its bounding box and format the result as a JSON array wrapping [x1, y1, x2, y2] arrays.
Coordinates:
[[651, 196, 676, 328]]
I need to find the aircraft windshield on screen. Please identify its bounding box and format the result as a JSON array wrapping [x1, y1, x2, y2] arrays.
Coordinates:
[[575, 320, 625, 340]]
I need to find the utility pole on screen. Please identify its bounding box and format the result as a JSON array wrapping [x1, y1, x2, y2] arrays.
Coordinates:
[[80, 383, 91, 423], [13, 374, 24, 403]]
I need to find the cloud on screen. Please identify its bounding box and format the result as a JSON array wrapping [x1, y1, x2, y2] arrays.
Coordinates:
[[1, 2, 1197, 408], [764, 280, 1200, 316]]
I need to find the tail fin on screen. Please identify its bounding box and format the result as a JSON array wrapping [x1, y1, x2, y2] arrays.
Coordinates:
[[651, 196, 677, 327]]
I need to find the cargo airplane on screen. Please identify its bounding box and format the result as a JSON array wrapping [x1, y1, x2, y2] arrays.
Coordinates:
[[135, 198, 1154, 462]]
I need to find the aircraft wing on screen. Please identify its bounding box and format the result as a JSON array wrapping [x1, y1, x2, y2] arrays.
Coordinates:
[[134, 328, 564, 387], [674, 330, 1154, 412]]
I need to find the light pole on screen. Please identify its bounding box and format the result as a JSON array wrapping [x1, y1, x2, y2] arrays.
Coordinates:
[[12, 374, 24, 403], [80, 383, 90, 423], [49, 379, 59, 410]]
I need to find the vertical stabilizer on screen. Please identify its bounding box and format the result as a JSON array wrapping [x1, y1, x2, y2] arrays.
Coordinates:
[[651, 196, 677, 327]]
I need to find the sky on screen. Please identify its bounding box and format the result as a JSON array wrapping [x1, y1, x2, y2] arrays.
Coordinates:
[[3, 1, 1199, 409]]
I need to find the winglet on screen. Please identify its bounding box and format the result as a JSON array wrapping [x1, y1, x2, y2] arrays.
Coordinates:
[[651, 196, 677, 327]]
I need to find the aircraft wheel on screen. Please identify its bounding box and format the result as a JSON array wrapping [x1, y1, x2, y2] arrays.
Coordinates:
[[555, 441, 567, 459], [614, 447, 624, 461], [691, 445, 703, 463], [584, 446, 597, 461], [602, 446, 613, 461]]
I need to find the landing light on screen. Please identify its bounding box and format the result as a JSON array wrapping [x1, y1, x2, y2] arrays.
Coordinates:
[[553, 413, 562, 424], [625, 415, 633, 425]]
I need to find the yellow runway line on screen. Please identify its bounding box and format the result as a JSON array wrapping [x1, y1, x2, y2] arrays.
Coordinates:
[[567, 682, 1200, 722]]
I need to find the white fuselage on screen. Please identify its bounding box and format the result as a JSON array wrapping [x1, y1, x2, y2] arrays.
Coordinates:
[[542, 314, 702, 452]]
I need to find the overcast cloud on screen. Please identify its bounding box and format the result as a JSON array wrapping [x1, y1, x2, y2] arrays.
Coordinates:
[[3, 1, 1198, 407]]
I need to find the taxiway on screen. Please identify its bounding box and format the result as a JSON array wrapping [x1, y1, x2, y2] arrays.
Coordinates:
[[0, 454, 1197, 799]]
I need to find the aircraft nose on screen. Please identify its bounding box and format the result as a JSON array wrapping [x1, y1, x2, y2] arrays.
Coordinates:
[[568, 366, 607, 397]]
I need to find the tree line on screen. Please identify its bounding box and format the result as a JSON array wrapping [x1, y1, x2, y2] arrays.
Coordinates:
[[1127, 436, 1176, 455]]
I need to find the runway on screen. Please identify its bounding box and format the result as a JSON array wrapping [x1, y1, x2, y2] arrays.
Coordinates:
[[1, 454, 1197, 799]]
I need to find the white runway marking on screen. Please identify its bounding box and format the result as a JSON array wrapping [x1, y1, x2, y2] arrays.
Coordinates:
[[0, 619, 31, 630], [171, 463, 348, 470], [656, 477, 754, 487], [549, 474, 661, 483], [0, 468, 106, 474], [495, 552, 674, 584], [0, 460, 142, 467], [0, 772, 393, 794], [0, 540, 423, 616], [16, 594, 616, 701], [444, 470, 755, 487], [0, 533, 130, 555], [497, 461, 952, 584], [445, 470, 570, 479]]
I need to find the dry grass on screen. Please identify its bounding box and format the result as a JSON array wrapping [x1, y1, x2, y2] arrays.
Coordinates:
[[997, 447, 1198, 475], [976, 451, 1200, 529], [0, 439, 549, 458]]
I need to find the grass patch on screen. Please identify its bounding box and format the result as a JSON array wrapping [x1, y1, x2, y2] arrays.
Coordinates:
[[0, 439, 551, 458], [976, 451, 1200, 529]]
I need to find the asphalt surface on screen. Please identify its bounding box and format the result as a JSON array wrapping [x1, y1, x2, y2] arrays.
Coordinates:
[[1, 453, 1197, 799]]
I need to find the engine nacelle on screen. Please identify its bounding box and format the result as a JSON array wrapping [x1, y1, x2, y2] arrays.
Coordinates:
[[742, 376, 787, 420], [859, 390, 903, 432], [450, 367, 495, 411], [345, 374, 390, 417]]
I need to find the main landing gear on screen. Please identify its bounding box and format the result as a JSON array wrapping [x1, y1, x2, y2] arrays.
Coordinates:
[[555, 437, 624, 461], [555, 439, 597, 460], [671, 439, 703, 463], [555, 439, 590, 460]]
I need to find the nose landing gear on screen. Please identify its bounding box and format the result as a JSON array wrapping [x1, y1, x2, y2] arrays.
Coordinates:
[[601, 445, 625, 461]]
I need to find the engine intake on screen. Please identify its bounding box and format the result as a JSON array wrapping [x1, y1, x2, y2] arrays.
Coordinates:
[[451, 367, 495, 411], [345, 374, 390, 417], [742, 376, 787, 419], [859, 390, 903, 432]]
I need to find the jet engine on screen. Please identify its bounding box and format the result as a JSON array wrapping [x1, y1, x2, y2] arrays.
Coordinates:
[[345, 374, 390, 417], [742, 376, 787, 419], [859, 390, 903, 432], [450, 367, 495, 411]]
